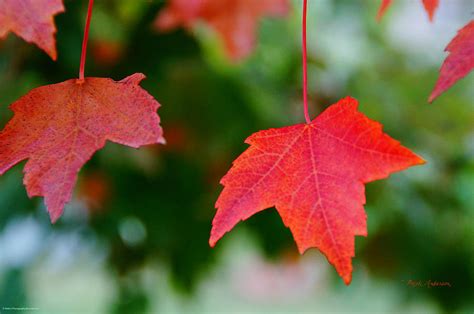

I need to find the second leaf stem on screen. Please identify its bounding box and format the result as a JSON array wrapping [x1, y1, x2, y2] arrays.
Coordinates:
[[78, 0, 94, 81], [302, 0, 311, 124]]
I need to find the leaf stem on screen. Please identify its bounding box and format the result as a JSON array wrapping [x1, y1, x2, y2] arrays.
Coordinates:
[[302, 0, 311, 124], [78, 0, 94, 81]]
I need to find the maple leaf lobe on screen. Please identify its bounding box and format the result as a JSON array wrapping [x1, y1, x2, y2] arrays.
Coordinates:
[[210, 97, 424, 284], [0, 73, 164, 222], [0, 0, 64, 60], [429, 20, 474, 102]]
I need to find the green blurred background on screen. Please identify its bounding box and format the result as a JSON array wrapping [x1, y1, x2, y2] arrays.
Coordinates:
[[0, 0, 473, 313]]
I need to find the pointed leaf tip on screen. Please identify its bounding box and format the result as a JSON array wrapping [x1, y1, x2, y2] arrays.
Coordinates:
[[120, 73, 147, 85], [422, 0, 439, 22], [376, 0, 393, 21]]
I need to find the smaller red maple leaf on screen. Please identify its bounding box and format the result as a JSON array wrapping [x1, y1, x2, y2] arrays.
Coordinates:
[[429, 20, 474, 102], [154, 0, 289, 61], [377, 0, 439, 22], [0, 73, 164, 222], [0, 0, 64, 60], [210, 97, 424, 284]]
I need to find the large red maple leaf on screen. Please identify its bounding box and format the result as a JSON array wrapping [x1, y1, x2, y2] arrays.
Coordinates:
[[154, 0, 289, 60], [377, 0, 439, 21], [429, 20, 474, 102], [0, 0, 64, 60], [0, 73, 164, 222], [210, 97, 424, 284]]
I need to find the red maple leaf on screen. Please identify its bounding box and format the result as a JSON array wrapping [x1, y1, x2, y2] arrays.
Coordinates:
[[377, 0, 439, 21], [154, 0, 289, 60], [210, 97, 424, 284], [429, 20, 474, 102], [0, 0, 64, 60], [0, 73, 164, 222]]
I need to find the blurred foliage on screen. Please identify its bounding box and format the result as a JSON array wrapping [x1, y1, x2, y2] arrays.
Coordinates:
[[0, 0, 473, 313]]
